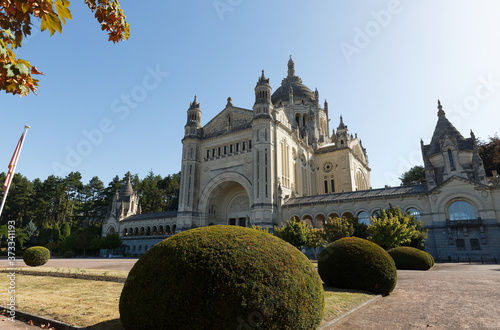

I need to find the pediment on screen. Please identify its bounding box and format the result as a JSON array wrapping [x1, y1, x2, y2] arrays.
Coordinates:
[[430, 175, 489, 193], [203, 106, 253, 137]]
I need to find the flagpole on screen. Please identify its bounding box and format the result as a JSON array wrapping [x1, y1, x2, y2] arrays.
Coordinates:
[[0, 125, 30, 218]]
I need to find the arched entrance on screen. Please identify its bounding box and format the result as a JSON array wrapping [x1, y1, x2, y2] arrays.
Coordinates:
[[199, 172, 252, 227], [226, 192, 250, 227]]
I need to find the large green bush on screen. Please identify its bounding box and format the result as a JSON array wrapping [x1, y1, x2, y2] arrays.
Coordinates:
[[120, 225, 324, 330], [23, 246, 50, 267], [318, 237, 397, 294], [388, 246, 434, 270]]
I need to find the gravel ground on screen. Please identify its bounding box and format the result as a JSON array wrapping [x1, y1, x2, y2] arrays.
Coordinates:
[[1, 257, 139, 271], [332, 263, 500, 329]]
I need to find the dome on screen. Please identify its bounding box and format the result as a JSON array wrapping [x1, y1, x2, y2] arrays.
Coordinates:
[[120, 175, 134, 199], [271, 57, 315, 105], [271, 80, 315, 105]]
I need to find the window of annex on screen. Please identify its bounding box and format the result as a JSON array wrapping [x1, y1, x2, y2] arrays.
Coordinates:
[[406, 207, 421, 221], [357, 211, 370, 225], [448, 201, 476, 220]]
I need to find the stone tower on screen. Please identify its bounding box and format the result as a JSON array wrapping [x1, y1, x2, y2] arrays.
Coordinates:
[[178, 96, 202, 230], [251, 70, 277, 226]]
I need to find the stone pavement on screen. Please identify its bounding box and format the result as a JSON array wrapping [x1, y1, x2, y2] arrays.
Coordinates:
[[328, 263, 500, 329]]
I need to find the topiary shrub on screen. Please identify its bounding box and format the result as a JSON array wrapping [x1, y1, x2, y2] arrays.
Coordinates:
[[120, 225, 324, 330], [23, 246, 50, 267], [64, 251, 74, 258], [318, 237, 397, 294], [388, 246, 434, 270]]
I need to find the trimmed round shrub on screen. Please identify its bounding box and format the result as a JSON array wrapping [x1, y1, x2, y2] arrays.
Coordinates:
[[318, 237, 397, 294], [64, 251, 74, 258], [120, 225, 324, 330], [23, 246, 50, 267], [388, 246, 434, 270]]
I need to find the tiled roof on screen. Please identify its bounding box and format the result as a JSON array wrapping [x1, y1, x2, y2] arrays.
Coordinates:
[[283, 185, 428, 208], [121, 211, 177, 222]]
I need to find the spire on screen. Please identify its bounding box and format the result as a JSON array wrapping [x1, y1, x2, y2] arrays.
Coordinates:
[[437, 99, 445, 118], [428, 100, 467, 155], [324, 99, 328, 113], [257, 69, 270, 85], [120, 173, 134, 198], [338, 115, 347, 130], [287, 55, 295, 78], [189, 95, 200, 109]]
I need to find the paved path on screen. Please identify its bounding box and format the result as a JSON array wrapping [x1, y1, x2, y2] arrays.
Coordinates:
[[330, 263, 500, 329], [1, 257, 139, 271]]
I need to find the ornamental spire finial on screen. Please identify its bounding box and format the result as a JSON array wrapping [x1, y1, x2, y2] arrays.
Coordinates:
[[437, 99, 445, 117], [287, 55, 295, 78]]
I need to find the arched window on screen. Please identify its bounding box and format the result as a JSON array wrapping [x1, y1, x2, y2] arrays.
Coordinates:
[[357, 211, 370, 225], [342, 212, 354, 219], [123, 228, 128, 236], [449, 201, 476, 220], [406, 208, 421, 220]]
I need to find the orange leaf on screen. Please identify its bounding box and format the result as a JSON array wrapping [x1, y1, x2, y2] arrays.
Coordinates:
[[31, 66, 44, 75]]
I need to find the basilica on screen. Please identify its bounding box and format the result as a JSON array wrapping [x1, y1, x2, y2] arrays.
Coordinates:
[[102, 58, 500, 262]]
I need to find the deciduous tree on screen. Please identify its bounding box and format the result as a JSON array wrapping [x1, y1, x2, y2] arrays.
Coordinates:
[[273, 219, 311, 250], [1, 0, 129, 96], [323, 217, 354, 243], [306, 228, 327, 259], [478, 135, 500, 177], [399, 165, 426, 186], [368, 207, 422, 249]]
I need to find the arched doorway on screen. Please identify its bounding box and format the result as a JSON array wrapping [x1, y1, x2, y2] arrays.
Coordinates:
[[205, 180, 250, 227], [227, 193, 250, 227], [198, 172, 252, 227]]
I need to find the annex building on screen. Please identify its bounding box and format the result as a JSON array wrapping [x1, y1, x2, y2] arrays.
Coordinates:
[[102, 58, 500, 262]]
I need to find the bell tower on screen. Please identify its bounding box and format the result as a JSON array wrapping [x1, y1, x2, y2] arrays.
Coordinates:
[[251, 70, 277, 227], [178, 96, 202, 230]]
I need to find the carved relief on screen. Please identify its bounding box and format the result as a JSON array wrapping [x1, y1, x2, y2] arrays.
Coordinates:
[[228, 195, 249, 215]]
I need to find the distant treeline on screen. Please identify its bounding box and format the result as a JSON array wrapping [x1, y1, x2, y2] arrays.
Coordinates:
[[0, 170, 180, 230]]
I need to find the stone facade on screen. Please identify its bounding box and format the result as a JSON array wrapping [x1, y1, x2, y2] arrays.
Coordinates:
[[102, 59, 500, 261]]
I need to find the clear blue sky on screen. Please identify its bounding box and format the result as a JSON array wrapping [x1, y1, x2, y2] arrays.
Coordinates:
[[2, 0, 500, 189]]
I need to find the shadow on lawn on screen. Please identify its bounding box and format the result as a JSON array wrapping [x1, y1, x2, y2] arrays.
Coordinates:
[[87, 318, 123, 330]]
